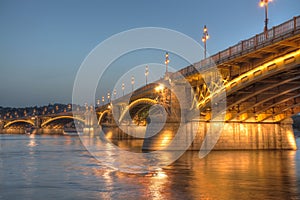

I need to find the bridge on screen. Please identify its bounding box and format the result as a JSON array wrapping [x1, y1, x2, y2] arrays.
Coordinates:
[[0, 111, 88, 135], [1, 16, 300, 151], [95, 16, 300, 151]]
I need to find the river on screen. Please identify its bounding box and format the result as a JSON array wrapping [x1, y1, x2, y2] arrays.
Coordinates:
[[0, 134, 300, 199]]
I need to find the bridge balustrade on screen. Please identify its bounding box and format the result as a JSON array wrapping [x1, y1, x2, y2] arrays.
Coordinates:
[[176, 16, 300, 78]]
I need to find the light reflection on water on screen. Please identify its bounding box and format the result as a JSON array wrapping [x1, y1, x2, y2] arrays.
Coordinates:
[[0, 134, 300, 199]]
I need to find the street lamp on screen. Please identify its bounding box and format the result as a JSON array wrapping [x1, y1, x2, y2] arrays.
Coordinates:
[[260, 0, 272, 38], [202, 25, 209, 59], [131, 76, 135, 92], [113, 89, 117, 100], [107, 91, 111, 103], [145, 65, 149, 85], [122, 83, 125, 96], [102, 96, 105, 105], [165, 52, 169, 76]]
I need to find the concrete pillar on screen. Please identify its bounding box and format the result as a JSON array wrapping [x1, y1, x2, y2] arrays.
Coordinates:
[[141, 119, 298, 151], [0, 120, 4, 129], [83, 110, 100, 135], [34, 117, 41, 128], [171, 83, 191, 122], [279, 118, 297, 150]]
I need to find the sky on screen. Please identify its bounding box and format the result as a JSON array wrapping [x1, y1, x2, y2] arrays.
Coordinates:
[[0, 0, 299, 107]]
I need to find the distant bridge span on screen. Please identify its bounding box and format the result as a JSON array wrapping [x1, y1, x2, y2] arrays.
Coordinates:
[[41, 115, 85, 127], [4, 119, 35, 128]]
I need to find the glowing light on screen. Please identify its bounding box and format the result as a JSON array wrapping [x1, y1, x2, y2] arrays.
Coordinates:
[[105, 131, 113, 139], [155, 84, 165, 92], [161, 136, 170, 146], [260, 0, 272, 7], [165, 52, 169, 64]]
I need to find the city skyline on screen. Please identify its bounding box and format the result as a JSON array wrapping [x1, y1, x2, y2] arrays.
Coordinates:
[[0, 0, 299, 107]]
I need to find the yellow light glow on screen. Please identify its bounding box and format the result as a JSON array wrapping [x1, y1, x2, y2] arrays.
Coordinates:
[[226, 50, 300, 94], [105, 131, 113, 139], [155, 84, 165, 92], [161, 135, 170, 146], [260, 1, 265, 7]]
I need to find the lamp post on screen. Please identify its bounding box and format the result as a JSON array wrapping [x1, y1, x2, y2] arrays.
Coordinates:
[[145, 65, 149, 85], [165, 52, 169, 77], [260, 0, 272, 38], [102, 96, 105, 105], [107, 91, 111, 103], [202, 25, 209, 59], [122, 83, 125, 96], [131, 76, 135, 92], [113, 89, 117, 100]]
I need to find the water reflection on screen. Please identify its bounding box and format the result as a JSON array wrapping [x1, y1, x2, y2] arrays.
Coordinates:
[[0, 135, 299, 199], [27, 134, 37, 148], [80, 135, 186, 173], [166, 150, 299, 199], [148, 169, 168, 200]]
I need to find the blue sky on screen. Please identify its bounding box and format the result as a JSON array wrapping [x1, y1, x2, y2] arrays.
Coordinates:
[[0, 0, 299, 107]]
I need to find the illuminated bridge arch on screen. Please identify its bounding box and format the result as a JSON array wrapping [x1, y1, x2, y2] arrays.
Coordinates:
[[41, 116, 85, 127], [195, 49, 300, 122], [197, 50, 300, 109], [97, 110, 110, 124], [256, 100, 300, 123], [4, 120, 35, 128], [118, 98, 158, 123]]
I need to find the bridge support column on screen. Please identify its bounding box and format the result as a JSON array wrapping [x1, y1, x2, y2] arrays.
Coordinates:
[[83, 110, 99, 135], [188, 119, 297, 150], [279, 118, 297, 150], [34, 117, 41, 128], [142, 119, 297, 151], [0, 120, 4, 133], [30, 117, 42, 134]]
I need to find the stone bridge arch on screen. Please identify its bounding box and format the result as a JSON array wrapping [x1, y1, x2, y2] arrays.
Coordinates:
[[118, 98, 158, 123], [4, 119, 35, 128], [195, 49, 300, 122], [41, 116, 85, 128]]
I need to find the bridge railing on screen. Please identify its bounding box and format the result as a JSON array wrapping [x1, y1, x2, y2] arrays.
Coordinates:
[[174, 15, 300, 79], [212, 15, 300, 64]]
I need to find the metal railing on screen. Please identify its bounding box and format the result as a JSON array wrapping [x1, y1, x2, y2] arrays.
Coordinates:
[[176, 15, 300, 78]]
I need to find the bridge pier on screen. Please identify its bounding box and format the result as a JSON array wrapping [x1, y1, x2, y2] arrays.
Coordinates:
[[0, 120, 4, 132], [141, 118, 297, 151], [189, 118, 296, 150], [83, 109, 99, 135]]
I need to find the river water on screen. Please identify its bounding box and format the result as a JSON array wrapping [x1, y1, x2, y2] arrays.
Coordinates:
[[0, 134, 300, 200]]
